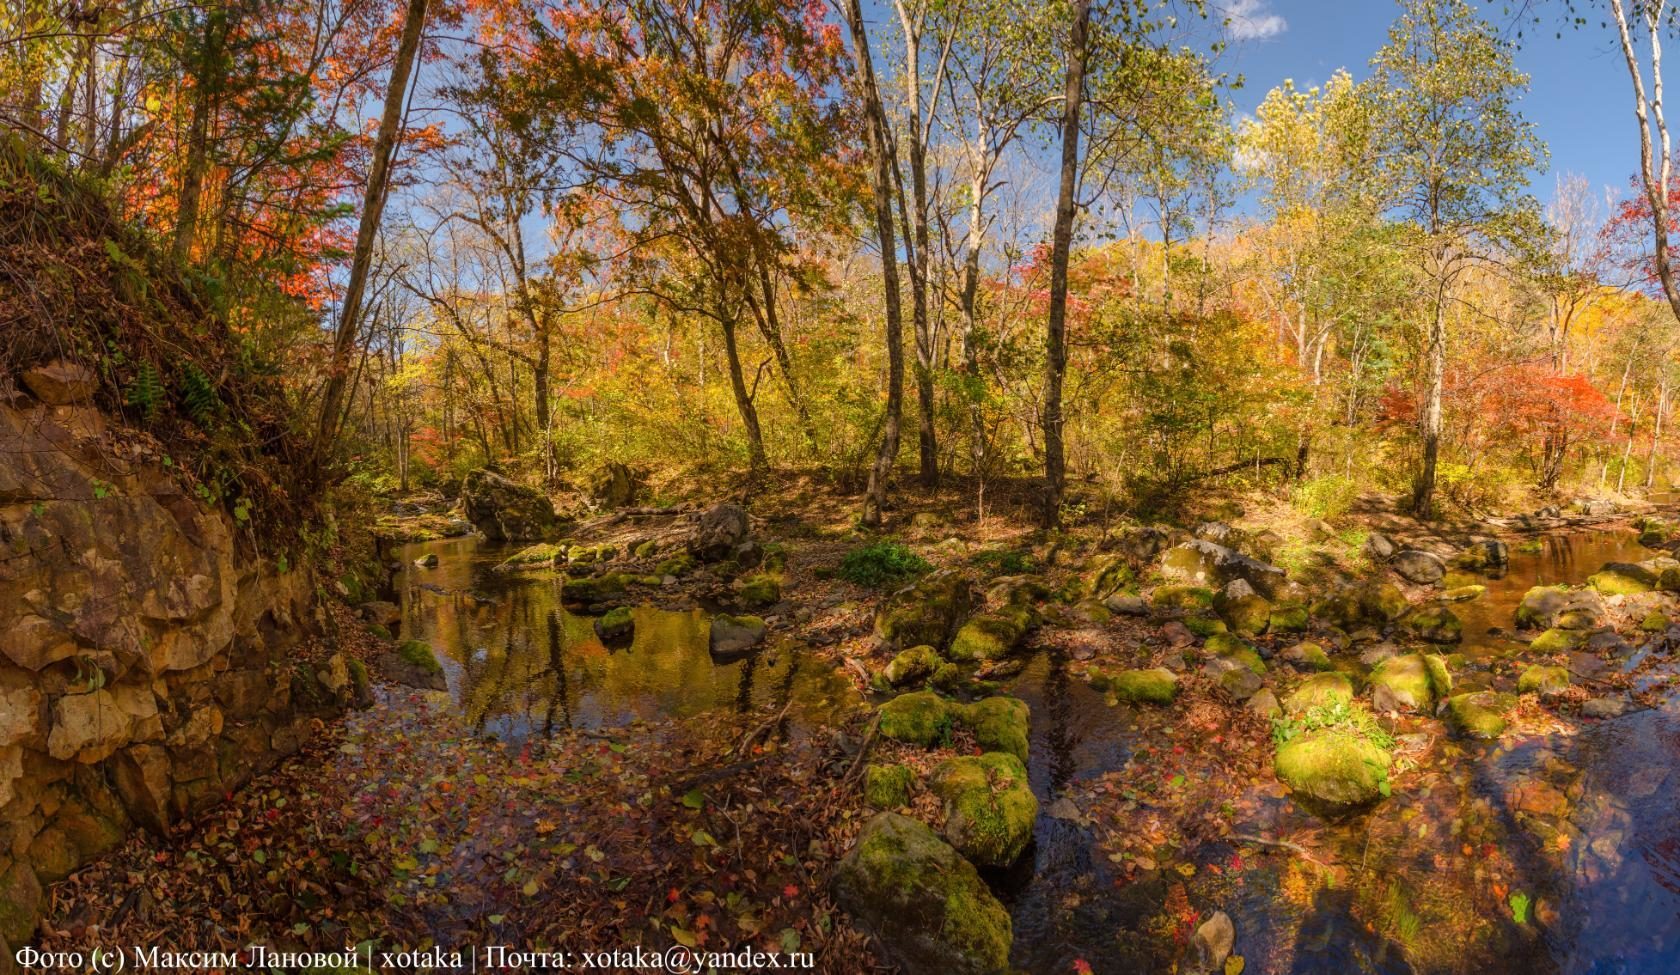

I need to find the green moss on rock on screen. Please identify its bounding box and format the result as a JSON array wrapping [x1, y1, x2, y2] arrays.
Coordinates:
[[1369, 654, 1437, 712], [1274, 728, 1392, 813], [881, 645, 943, 689], [1283, 673, 1354, 715], [561, 572, 630, 606], [864, 764, 914, 809], [1446, 691, 1516, 739], [1403, 604, 1462, 644], [1268, 602, 1310, 634], [875, 569, 976, 651], [831, 812, 1012, 975], [1587, 564, 1655, 596], [1152, 584, 1215, 613], [1099, 667, 1179, 704], [958, 697, 1030, 763], [1530, 627, 1584, 654], [397, 640, 442, 675], [1206, 633, 1265, 674], [1183, 614, 1228, 637], [1281, 641, 1332, 671], [930, 752, 1038, 867], [1517, 664, 1570, 697], [878, 691, 952, 748], [947, 604, 1034, 662], [737, 571, 782, 608], [594, 605, 635, 643]]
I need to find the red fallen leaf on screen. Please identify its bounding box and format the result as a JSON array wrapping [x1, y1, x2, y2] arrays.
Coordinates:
[[1230, 852, 1244, 871], [668, 887, 681, 903], [783, 884, 799, 899], [1073, 960, 1093, 974]]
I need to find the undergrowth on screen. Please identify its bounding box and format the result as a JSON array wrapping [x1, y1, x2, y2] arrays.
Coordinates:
[[836, 541, 932, 588]]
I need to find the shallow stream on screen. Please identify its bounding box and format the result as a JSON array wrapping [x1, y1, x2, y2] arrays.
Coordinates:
[[389, 531, 1680, 973]]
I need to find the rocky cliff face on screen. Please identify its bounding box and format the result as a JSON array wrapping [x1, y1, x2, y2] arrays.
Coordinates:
[[0, 363, 356, 952]]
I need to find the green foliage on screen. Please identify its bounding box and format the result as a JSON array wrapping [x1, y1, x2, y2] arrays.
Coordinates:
[[180, 362, 221, 427], [837, 541, 932, 589], [1272, 699, 1396, 752], [1291, 474, 1358, 520], [126, 361, 163, 421], [969, 547, 1036, 574]]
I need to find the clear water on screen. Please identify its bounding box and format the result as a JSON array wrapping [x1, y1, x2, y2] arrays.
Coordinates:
[[389, 537, 856, 741]]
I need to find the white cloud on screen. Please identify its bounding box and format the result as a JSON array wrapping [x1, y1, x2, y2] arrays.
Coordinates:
[[1219, 0, 1288, 41]]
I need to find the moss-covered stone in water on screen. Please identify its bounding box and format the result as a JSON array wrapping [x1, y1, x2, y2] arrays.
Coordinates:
[[958, 697, 1030, 762], [1283, 672, 1354, 715], [1530, 627, 1583, 654], [1103, 667, 1179, 705], [881, 645, 942, 689], [1152, 584, 1215, 613], [1403, 604, 1462, 644], [1517, 664, 1570, 696], [1360, 582, 1410, 623], [1369, 654, 1436, 712], [930, 752, 1038, 867], [831, 812, 1012, 975], [397, 640, 442, 675], [594, 605, 635, 642], [1443, 585, 1486, 602], [1423, 654, 1453, 699], [1268, 602, 1310, 634], [1274, 729, 1392, 813], [1183, 614, 1227, 637], [498, 542, 564, 569], [1446, 691, 1516, 739], [561, 572, 629, 606], [863, 764, 914, 809], [1206, 633, 1265, 674], [878, 691, 951, 748], [947, 604, 1034, 662], [1587, 564, 1655, 596]]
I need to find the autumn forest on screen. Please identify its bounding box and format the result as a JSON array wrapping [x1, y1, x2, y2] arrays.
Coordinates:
[[7, 0, 1680, 972]]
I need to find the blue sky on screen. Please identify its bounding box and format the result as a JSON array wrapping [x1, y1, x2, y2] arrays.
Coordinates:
[[1215, 0, 1642, 210]]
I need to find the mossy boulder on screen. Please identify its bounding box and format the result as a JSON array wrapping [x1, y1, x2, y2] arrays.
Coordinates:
[[1403, 604, 1462, 644], [1283, 673, 1355, 715], [1313, 582, 1408, 628], [875, 569, 976, 651], [1183, 614, 1228, 637], [1369, 654, 1439, 712], [1215, 587, 1272, 637], [1280, 641, 1332, 671], [654, 553, 696, 577], [864, 764, 914, 809], [1642, 609, 1670, 632], [881, 645, 943, 689], [1097, 667, 1179, 705], [1151, 584, 1215, 613], [708, 614, 767, 661], [737, 571, 783, 608], [1422, 654, 1453, 699], [1206, 633, 1265, 674], [1268, 602, 1310, 634], [1587, 562, 1657, 596], [947, 604, 1035, 662], [930, 752, 1039, 867], [1084, 556, 1136, 599], [878, 691, 952, 748], [594, 605, 635, 643], [561, 572, 630, 608], [497, 542, 565, 570], [374, 639, 447, 691], [1515, 585, 1604, 630], [1275, 728, 1392, 814], [1442, 585, 1486, 603], [1446, 691, 1516, 739], [958, 697, 1030, 763], [1517, 664, 1570, 697], [831, 813, 1012, 975], [1530, 627, 1584, 654]]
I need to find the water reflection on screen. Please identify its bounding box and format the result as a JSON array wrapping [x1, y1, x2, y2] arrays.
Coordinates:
[[391, 537, 857, 741]]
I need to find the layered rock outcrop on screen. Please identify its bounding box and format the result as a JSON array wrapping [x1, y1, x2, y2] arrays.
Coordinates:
[[0, 382, 353, 950]]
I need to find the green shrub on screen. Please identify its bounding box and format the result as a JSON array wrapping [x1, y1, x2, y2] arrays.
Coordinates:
[[837, 541, 932, 588], [1291, 474, 1358, 520]]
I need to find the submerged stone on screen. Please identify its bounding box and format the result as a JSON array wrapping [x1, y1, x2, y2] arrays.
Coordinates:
[[832, 813, 1012, 975]]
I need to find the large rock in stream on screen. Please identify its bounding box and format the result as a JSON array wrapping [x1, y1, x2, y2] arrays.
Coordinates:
[[686, 502, 750, 562], [459, 468, 556, 541], [874, 569, 976, 652], [1275, 728, 1393, 815], [832, 813, 1013, 975], [930, 751, 1038, 867], [1159, 540, 1287, 598]]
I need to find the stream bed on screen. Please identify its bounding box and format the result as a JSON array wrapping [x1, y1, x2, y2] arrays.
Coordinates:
[[389, 531, 1680, 974]]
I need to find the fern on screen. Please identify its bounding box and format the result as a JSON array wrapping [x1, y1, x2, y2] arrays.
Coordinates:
[[179, 363, 219, 427], [126, 361, 162, 421]]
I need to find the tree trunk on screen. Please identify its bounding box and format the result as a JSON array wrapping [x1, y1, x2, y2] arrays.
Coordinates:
[[843, 0, 905, 527], [313, 0, 428, 467], [1647, 381, 1669, 489], [1411, 261, 1449, 518], [893, 0, 939, 488], [1041, 0, 1092, 528], [173, 9, 225, 262], [720, 312, 768, 471], [960, 139, 988, 515]]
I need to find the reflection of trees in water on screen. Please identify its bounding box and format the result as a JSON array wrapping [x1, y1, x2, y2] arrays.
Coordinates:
[[735, 653, 759, 715], [1040, 653, 1077, 797], [541, 610, 573, 734]]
